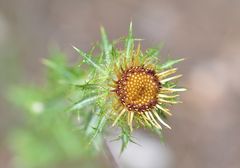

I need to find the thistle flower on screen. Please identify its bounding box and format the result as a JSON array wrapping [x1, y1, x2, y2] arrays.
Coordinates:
[[72, 23, 186, 151], [110, 45, 184, 132]]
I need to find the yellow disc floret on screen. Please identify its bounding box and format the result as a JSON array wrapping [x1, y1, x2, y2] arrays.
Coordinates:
[[115, 66, 161, 112]]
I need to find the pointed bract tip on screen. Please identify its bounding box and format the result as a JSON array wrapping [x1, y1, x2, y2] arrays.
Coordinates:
[[72, 45, 79, 52]]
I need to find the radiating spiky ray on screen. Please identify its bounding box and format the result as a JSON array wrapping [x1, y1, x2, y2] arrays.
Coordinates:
[[112, 109, 126, 126], [156, 104, 172, 116], [153, 111, 171, 129], [161, 74, 183, 84]]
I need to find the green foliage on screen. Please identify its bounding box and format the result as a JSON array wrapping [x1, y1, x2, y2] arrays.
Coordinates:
[[8, 50, 99, 168], [125, 22, 134, 60], [160, 58, 185, 70], [100, 26, 112, 66]]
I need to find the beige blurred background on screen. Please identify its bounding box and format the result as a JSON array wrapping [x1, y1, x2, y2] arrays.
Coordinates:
[[1, 0, 240, 168]]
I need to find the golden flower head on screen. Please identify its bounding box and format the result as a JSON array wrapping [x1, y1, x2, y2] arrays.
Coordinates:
[[73, 23, 186, 151], [109, 43, 185, 132]]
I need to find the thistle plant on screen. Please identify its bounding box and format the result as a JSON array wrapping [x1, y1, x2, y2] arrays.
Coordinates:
[[9, 23, 185, 167], [71, 23, 185, 151]]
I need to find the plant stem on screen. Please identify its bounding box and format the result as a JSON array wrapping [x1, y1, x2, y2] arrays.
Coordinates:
[[103, 138, 119, 168]]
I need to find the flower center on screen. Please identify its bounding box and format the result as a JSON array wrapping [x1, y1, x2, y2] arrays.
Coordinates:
[[115, 66, 161, 112]]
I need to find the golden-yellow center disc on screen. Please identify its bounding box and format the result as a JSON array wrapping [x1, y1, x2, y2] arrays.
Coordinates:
[[115, 66, 161, 112]]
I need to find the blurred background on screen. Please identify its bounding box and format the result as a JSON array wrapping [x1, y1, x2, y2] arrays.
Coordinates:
[[1, 0, 240, 168]]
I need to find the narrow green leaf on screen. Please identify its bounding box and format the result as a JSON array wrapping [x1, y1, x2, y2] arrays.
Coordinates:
[[145, 43, 163, 58], [100, 26, 112, 65], [125, 22, 134, 60], [74, 84, 100, 90], [145, 48, 160, 58], [42, 58, 73, 79], [121, 133, 130, 153], [161, 58, 185, 69], [72, 46, 106, 75], [119, 126, 131, 153], [89, 110, 107, 144], [69, 94, 103, 112]]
